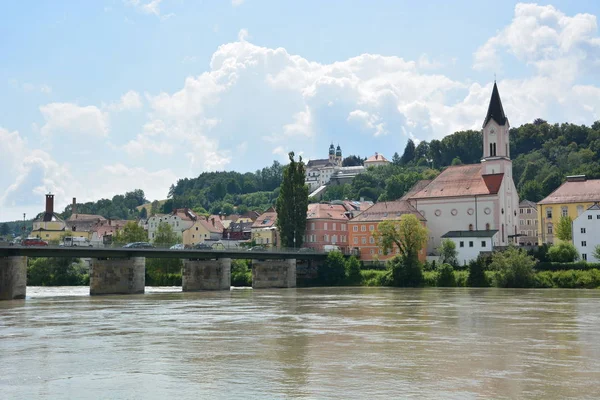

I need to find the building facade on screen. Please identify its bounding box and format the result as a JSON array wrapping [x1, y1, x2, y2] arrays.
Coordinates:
[[537, 175, 600, 245], [304, 203, 349, 252], [31, 194, 67, 242], [441, 230, 498, 266], [251, 208, 278, 247], [573, 204, 600, 262], [406, 82, 519, 254], [364, 153, 390, 168], [347, 200, 427, 262], [518, 200, 538, 246]]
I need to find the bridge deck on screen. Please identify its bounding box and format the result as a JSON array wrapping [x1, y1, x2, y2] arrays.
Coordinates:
[[0, 245, 328, 260]]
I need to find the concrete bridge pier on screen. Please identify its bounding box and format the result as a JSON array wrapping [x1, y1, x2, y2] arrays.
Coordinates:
[[90, 257, 145, 295], [0, 256, 27, 300], [252, 259, 296, 289], [182, 258, 231, 291]]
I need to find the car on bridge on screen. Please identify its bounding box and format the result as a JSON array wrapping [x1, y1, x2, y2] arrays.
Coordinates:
[[170, 244, 185, 250], [247, 245, 267, 252], [22, 238, 49, 246], [193, 243, 213, 250], [123, 242, 154, 249]]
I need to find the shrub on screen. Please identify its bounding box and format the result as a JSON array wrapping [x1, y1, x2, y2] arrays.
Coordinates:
[[436, 263, 456, 287], [360, 270, 388, 286], [467, 256, 489, 287], [231, 259, 252, 287], [317, 251, 346, 286], [534, 269, 600, 289], [423, 271, 437, 287], [548, 242, 579, 262], [345, 256, 362, 285], [438, 239, 458, 267], [489, 246, 537, 288], [535, 261, 600, 271], [27, 257, 88, 286], [146, 258, 183, 286], [386, 255, 423, 287], [454, 271, 468, 287]]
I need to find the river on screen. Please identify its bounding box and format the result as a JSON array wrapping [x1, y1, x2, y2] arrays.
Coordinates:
[[1, 287, 600, 399]]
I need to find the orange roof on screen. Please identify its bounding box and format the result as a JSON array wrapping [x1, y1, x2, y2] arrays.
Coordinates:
[[408, 164, 503, 199], [365, 153, 389, 163], [252, 210, 278, 228], [539, 178, 600, 205], [401, 180, 432, 200], [199, 218, 223, 233], [349, 200, 425, 222], [307, 203, 349, 220]]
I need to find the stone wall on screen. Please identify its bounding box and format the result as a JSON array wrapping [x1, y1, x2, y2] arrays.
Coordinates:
[[0, 256, 27, 300], [90, 257, 145, 295], [182, 258, 231, 291], [252, 259, 296, 289]]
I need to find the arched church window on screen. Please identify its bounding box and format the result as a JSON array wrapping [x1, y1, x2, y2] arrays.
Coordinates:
[[468, 224, 474, 231], [485, 223, 490, 230]]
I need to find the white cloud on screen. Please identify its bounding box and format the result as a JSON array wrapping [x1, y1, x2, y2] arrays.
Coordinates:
[[232, 0, 245, 7], [125, 0, 164, 16], [107, 90, 143, 112], [94, 163, 178, 202], [39, 103, 109, 138], [9, 80, 52, 94], [473, 3, 600, 80]]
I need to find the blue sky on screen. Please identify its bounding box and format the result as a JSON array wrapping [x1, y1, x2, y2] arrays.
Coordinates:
[[1, 0, 600, 221]]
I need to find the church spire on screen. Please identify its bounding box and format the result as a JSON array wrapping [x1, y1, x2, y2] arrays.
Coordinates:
[[483, 82, 507, 127]]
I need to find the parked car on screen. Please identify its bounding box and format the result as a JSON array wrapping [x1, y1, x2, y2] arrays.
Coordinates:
[[170, 243, 185, 250], [298, 247, 315, 253], [323, 245, 340, 253], [193, 243, 213, 250], [247, 245, 267, 252], [123, 242, 154, 249], [22, 238, 49, 246]]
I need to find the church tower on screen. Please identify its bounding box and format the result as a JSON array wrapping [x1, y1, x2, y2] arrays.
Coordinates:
[[328, 143, 336, 164], [335, 145, 342, 166], [481, 82, 512, 177]]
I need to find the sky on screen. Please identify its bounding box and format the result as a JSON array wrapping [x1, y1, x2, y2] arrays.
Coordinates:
[[1, 0, 600, 222]]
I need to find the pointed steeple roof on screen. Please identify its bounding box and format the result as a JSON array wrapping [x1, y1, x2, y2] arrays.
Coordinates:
[[483, 82, 507, 127]]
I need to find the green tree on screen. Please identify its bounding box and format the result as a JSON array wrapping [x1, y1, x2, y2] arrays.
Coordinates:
[[391, 152, 401, 166], [275, 152, 309, 248], [139, 207, 148, 219], [345, 256, 362, 284], [318, 251, 346, 285], [385, 255, 423, 287], [451, 156, 462, 165], [222, 203, 235, 215], [342, 155, 364, 167], [489, 246, 536, 288], [153, 222, 178, 247], [520, 180, 543, 202], [114, 221, 148, 244], [373, 214, 428, 261], [593, 245, 600, 262], [555, 215, 573, 241], [401, 139, 416, 165], [0, 223, 9, 236], [548, 242, 579, 262], [467, 256, 489, 287], [436, 264, 456, 287], [438, 239, 458, 267]]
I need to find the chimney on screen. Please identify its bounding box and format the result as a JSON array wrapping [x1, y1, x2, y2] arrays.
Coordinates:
[[45, 194, 54, 215], [72, 197, 77, 215], [108, 218, 112, 226], [375, 152, 378, 160], [211, 218, 215, 226]]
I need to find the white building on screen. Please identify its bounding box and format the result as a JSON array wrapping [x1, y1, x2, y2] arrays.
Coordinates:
[[406, 82, 519, 254], [573, 204, 600, 262], [305, 144, 343, 192], [441, 230, 498, 266], [364, 152, 390, 168], [147, 209, 196, 241]]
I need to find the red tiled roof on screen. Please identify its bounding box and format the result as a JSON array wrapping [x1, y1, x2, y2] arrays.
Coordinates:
[[408, 164, 503, 199], [349, 200, 425, 222], [67, 214, 106, 221], [199, 218, 223, 233], [306, 204, 349, 220], [252, 210, 278, 228], [539, 179, 600, 205], [365, 153, 389, 163], [401, 180, 433, 200]]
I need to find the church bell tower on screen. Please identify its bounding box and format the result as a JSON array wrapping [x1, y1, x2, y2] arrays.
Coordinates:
[[481, 82, 512, 177]]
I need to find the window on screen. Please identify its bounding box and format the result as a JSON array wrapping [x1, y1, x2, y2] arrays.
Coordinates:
[[485, 223, 490, 230], [547, 224, 553, 234], [378, 249, 383, 254], [324, 223, 328, 230], [333, 223, 336, 231], [582, 241, 587, 247], [192, 234, 195, 239], [361, 226, 366, 232], [561, 207, 568, 217], [342, 225, 346, 231], [520, 209, 523, 214], [583, 254, 588, 261], [581, 228, 586, 234], [196, 227, 198, 231], [332, 235, 337, 244], [589, 215, 593, 220], [266, 238, 269, 244], [370, 249, 374, 254], [527, 219, 531, 225], [520, 220, 524, 225], [353, 226, 358, 232], [546, 208, 553, 219], [369, 225, 374, 231], [369, 237, 375, 244], [311, 223, 315, 230], [527, 209, 532, 214], [362, 237, 367, 244], [469, 241, 474, 248], [469, 224, 474, 231], [353, 237, 358, 244], [324, 234, 329, 242], [597, 215, 600, 219], [481, 241, 486, 247], [459, 241, 464, 248]]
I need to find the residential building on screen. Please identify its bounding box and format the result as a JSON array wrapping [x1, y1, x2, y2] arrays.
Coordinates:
[[304, 203, 350, 252], [223, 221, 253, 241], [518, 200, 538, 246], [364, 152, 390, 168], [406, 82, 519, 254], [31, 194, 66, 242], [441, 230, 498, 266], [348, 200, 427, 262], [572, 204, 600, 262], [537, 175, 600, 245], [90, 219, 129, 245], [251, 208, 278, 247], [182, 218, 221, 245]]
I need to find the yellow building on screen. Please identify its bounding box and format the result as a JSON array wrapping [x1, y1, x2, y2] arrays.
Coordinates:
[[182, 219, 215, 246], [251, 208, 278, 248], [537, 176, 600, 245], [30, 194, 67, 242]]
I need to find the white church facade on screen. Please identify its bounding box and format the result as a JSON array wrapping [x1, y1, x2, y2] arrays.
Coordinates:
[[406, 82, 519, 255]]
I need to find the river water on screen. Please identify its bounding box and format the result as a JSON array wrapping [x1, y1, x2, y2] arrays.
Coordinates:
[[1, 287, 600, 399]]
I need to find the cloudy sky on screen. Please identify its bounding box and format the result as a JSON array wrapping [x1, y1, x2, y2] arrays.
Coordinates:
[[1, 1, 600, 221]]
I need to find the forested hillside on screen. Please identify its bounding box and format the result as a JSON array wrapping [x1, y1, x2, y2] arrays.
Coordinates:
[[2, 119, 599, 230]]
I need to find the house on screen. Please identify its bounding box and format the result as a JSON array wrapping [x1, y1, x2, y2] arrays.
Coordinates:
[[182, 218, 221, 245], [223, 221, 253, 241], [441, 230, 498, 266], [30, 194, 66, 242], [364, 152, 390, 168], [90, 219, 129, 245], [147, 209, 197, 241], [251, 208, 278, 247], [572, 203, 600, 262], [304, 203, 350, 252], [406, 82, 519, 254], [347, 200, 427, 262], [305, 144, 343, 192], [518, 200, 538, 246], [537, 175, 600, 245]]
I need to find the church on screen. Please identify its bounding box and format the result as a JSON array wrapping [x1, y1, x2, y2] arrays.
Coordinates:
[[405, 83, 519, 254]]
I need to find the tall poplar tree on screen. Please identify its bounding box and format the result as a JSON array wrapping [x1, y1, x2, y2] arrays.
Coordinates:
[[276, 152, 309, 248]]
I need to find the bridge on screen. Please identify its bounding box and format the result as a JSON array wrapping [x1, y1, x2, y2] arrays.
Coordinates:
[[0, 245, 328, 300]]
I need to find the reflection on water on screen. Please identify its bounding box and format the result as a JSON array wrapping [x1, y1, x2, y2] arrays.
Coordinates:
[[1, 287, 600, 399]]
